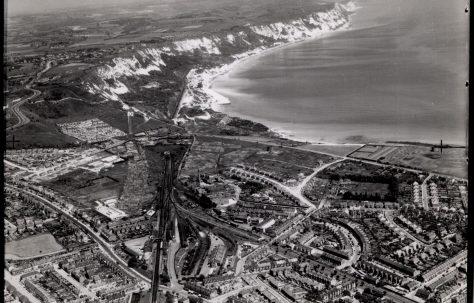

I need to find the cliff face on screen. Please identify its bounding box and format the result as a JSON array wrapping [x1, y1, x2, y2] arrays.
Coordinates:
[[249, 2, 355, 41], [84, 1, 356, 108]]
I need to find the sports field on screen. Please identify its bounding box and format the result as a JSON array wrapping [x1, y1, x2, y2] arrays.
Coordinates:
[[5, 233, 65, 260]]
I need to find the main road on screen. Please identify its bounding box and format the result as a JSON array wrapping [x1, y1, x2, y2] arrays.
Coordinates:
[[5, 270, 42, 303], [230, 157, 344, 210], [5, 183, 152, 287], [7, 61, 52, 130], [253, 276, 292, 303]]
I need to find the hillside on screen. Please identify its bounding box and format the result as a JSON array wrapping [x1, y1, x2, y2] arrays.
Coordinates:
[[7, 0, 356, 147], [82, 1, 356, 118]]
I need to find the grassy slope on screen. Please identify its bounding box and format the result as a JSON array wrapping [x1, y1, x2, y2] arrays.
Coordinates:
[[6, 0, 347, 148]]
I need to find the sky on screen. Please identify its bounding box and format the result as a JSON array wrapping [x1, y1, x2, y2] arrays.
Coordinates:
[[6, 0, 153, 16]]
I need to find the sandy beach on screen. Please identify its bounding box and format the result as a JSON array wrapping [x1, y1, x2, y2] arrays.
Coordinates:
[[206, 0, 467, 146], [174, 11, 356, 145]]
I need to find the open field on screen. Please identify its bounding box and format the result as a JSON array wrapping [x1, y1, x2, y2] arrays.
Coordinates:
[[297, 143, 362, 157], [349, 144, 467, 178], [43, 63, 94, 78], [5, 233, 65, 260], [7, 0, 340, 54], [182, 136, 335, 183], [44, 161, 128, 206], [8, 122, 79, 149], [7, 97, 169, 148]]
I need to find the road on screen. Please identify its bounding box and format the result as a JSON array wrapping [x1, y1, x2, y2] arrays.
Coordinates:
[[291, 158, 345, 204], [199, 135, 467, 181], [3, 159, 34, 172], [230, 158, 344, 210], [323, 221, 361, 268], [421, 174, 433, 210], [12, 138, 135, 182], [53, 264, 98, 299], [253, 276, 292, 303], [231, 167, 316, 210], [7, 61, 52, 130], [8, 95, 33, 129], [234, 208, 318, 276], [229, 159, 344, 276], [206, 285, 257, 303], [404, 259, 466, 301], [33, 96, 84, 103], [5, 184, 152, 287], [383, 211, 425, 246], [4, 269, 42, 303]]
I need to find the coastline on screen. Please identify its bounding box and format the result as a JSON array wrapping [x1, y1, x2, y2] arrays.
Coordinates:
[[175, 12, 356, 145], [173, 0, 462, 146], [208, 25, 352, 109]]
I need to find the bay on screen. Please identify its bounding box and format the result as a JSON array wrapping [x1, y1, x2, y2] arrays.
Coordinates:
[[212, 0, 468, 145]]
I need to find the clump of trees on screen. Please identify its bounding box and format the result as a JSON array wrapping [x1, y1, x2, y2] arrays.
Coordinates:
[[342, 190, 396, 202], [196, 194, 216, 209], [240, 181, 265, 195]]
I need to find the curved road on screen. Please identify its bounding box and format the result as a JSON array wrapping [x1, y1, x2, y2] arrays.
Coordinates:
[[7, 87, 38, 130], [7, 61, 52, 130], [229, 160, 347, 276], [231, 157, 344, 210]]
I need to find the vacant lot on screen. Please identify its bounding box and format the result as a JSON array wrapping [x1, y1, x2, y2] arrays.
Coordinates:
[[5, 233, 65, 260]]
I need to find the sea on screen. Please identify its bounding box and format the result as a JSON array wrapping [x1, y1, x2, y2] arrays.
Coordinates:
[[212, 0, 468, 145]]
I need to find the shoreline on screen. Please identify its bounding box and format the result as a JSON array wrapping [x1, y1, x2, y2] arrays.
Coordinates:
[[207, 24, 352, 109], [173, 3, 396, 146], [174, 3, 466, 148], [175, 15, 356, 145]]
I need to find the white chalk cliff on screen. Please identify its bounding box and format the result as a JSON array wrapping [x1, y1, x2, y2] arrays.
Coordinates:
[[85, 1, 357, 107]]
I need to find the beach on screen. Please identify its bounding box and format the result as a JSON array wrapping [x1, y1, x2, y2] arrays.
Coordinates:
[[173, 2, 357, 133], [208, 0, 468, 146]]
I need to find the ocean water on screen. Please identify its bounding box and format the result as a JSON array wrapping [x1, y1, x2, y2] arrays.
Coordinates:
[[212, 0, 468, 145]]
